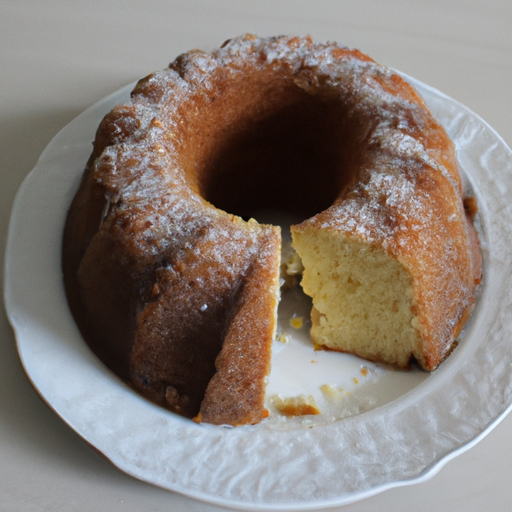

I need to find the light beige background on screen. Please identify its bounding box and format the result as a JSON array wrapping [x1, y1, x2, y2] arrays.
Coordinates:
[[1, 1, 511, 511]]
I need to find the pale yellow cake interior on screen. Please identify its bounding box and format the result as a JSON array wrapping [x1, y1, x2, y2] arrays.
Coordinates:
[[291, 230, 423, 368]]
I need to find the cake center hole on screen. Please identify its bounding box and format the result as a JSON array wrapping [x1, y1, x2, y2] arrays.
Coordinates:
[[197, 86, 364, 223]]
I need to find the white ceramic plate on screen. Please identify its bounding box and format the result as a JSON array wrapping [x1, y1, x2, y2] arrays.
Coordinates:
[[4, 73, 512, 511]]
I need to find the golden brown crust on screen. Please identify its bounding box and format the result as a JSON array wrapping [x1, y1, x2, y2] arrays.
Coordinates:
[[197, 229, 280, 425], [63, 34, 481, 427]]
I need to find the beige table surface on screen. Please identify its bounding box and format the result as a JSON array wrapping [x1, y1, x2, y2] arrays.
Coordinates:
[[2, 1, 511, 511]]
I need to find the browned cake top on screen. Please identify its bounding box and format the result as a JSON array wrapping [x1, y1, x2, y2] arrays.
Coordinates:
[[63, 34, 481, 424]]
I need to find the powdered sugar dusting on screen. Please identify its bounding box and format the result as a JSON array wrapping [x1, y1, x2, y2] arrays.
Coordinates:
[[89, 33, 478, 373]]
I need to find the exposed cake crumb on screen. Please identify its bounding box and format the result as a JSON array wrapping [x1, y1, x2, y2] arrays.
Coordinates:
[[269, 394, 321, 416], [275, 332, 291, 343], [320, 384, 344, 399], [290, 315, 304, 329], [285, 252, 304, 276]]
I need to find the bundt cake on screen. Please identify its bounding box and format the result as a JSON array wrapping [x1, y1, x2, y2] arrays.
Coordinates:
[[62, 34, 481, 426]]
